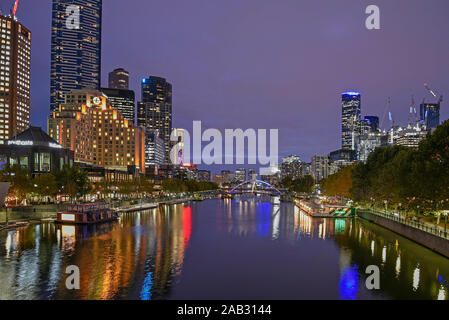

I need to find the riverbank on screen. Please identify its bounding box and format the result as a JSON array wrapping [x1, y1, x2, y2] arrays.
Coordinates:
[[0, 192, 219, 226], [357, 209, 449, 259]]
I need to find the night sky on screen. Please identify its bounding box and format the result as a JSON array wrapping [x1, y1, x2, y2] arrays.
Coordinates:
[[2, 0, 449, 172]]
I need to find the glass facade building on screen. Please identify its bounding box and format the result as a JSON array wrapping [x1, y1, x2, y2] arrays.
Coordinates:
[[101, 88, 135, 124], [420, 103, 440, 130], [364, 116, 380, 132], [138, 76, 173, 160], [341, 92, 361, 150], [108, 68, 129, 90], [0, 127, 74, 176], [50, 0, 102, 112]]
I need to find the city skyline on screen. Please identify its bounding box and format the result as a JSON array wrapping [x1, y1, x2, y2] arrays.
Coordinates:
[[1, 0, 449, 304], [1, 0, 449, 170]]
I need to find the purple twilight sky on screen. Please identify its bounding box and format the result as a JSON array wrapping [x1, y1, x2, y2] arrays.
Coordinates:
[[2, 0, 449, 172]]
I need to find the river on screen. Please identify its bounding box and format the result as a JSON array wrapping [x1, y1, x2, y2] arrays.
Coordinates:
[[0, 196, 448, 300]]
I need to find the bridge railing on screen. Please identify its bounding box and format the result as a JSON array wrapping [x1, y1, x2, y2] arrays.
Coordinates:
[[357, 208, 449, 240]]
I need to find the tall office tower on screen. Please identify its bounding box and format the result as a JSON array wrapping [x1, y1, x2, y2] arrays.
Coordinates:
[[248, 168, 258, 181], [100, 88, 135, 124], [281, 155, 303, 180], [48, 89, 145, 173], [108, 68, 129, 89], [420, 103, 440, 130], [364, 116, 380, 132], [50, 0, 102, 112], [0, 12, 31, 144], [311, 155, 329, 182], [138, 76, 173, 159], [144, 129, 165, 167], [234, 168, 247, 183], [341, 92, 361, 150]]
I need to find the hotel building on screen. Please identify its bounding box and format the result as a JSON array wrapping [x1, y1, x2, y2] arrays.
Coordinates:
[[48, 89, 145, 173]]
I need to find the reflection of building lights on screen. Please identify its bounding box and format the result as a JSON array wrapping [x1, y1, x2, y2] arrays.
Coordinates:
[[438, 287, 446, 300], [183, 207, 192, 247], [335, 219, 346, 234], [413, 266, 420, 291], [339, 264, 360, 300], [382, 246, 387, 263], [61, 225, 76, 237], [395, 256, 401, 278]]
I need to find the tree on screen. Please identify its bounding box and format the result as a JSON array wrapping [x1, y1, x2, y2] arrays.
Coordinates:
[[321, 165, 355, 198], [33, 173, 58, 203], [0, 164, 33, 205], [349, 120, 449, 215], [281, 175, 314, 194], [54, 165, 91, 202]]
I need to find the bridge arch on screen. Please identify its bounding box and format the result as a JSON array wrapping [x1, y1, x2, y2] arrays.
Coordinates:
[[230, 180, 282, 195]]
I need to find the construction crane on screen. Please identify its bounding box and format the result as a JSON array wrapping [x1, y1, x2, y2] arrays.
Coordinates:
[[424, 83, 443, 104]]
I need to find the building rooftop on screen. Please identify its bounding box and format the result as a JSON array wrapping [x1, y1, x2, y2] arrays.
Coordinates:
[[6, 127, 61, 148]]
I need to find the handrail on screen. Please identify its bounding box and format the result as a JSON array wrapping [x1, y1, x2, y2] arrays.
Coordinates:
[[358, 209, 449, 240]]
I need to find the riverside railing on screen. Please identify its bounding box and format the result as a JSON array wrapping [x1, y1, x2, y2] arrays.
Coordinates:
[[358, 208, 449, 240]]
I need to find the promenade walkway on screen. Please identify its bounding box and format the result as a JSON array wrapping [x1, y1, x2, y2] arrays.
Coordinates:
[[358, 208, 449, 240]]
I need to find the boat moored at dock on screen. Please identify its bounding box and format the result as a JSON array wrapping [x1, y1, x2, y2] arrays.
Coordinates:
[[56, 202, 118, 225]]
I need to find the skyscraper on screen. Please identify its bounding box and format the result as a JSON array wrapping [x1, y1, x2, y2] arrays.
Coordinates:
[[144, 129, 165, 167], [281, 155, 303, 180], [0, 12, 31, 144], [311, 155, 329, 182], [341, 92, 361, 150], [138, 76, 173, 160], [100, 88, 135, 124], [50, 0, 102, 112], [420, 103, 440, 130], [108, 68, 129, 90], [364, 116, 380, 132]]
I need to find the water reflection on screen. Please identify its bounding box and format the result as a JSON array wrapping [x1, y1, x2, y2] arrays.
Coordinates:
[[0, 198, 448, 300], [0, 204, 193, 300]]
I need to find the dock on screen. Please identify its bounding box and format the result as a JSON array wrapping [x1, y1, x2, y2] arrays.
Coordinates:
[[294, 199, 354, 218]]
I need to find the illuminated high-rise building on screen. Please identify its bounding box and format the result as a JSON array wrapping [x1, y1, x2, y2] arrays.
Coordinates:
[[101, 88, 135, 124], [342, 92, 361, 150], [138, 76, 173, 159], [50, 0, 102, 112], [364, 116, 380, 132], [311, 155, 329, 182], [420, 103, 440, 130], [108, 68, 129, 90], [144, 129, 165, 167], [0, 12, 31, 144], [48, 89, 145, 173]]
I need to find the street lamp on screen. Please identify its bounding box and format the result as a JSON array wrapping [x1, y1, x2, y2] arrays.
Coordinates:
[[444, 211, 448, 237]]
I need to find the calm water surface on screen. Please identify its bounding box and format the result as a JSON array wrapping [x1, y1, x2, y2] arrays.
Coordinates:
[[1, 196, 449, 300]]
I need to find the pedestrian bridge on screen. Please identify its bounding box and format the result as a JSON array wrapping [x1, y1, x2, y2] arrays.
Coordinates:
[[229, 180, 283, 196]]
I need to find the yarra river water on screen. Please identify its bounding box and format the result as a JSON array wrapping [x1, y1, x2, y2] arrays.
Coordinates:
[[1, 196, 449, 300]]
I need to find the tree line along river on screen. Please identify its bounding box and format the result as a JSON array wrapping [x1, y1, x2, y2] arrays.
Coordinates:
[[0, 196, 448, 300]]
